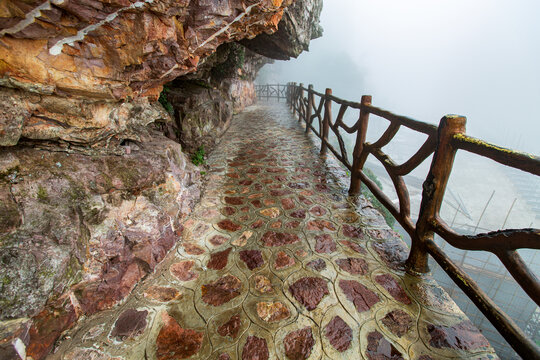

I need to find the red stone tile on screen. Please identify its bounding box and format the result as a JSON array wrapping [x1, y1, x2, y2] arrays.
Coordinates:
[[309, 205, 327, 216], [217, 314, 242, 339], [381, 310, 412, 337], [281, 198, 296, 210], [342, 224, 364, 239], [375, 274, 411, 305], [340, 240, 367, 254], [306, 258, 326, 272], [314, 234, 337, 254], [335, 258, 369, 275], [339, 280, 379, 312], [274, 251, 295, 270], [217, 219, 242, 232], [261, 231, 300, 247], [242, 336, 269, 360], [207, 248, 232, 270], [365, 330, 403, 360], [224, 196, 244, 205], [201, 275, 242, 306], [111, 309, 148, 340], [239, 250, 264, 270], [306, 220, 336, 232], [324, 316, 353, 352], [427, 321, 490, 351], [210, 235, 228, 246], [156, 313, 203, 360], [283, 326, 315, 360], [289, 277, 329, 311], [171, 261, 198, 282]]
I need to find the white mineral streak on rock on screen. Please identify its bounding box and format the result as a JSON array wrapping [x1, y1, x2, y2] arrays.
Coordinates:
[[0, 0, 64, 36], [13, 338, 26, 359], [48, 0, 154, 56], [195, 1, 262, 50], [160, 64, 179, 79]]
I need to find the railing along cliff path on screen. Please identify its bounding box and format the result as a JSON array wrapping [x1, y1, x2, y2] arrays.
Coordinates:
[[256, 83, 540, 359]]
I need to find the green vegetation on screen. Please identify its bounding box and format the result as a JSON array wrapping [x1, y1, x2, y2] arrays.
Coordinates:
[[159, 84, 174, 115], [36, 185, 48, 202], [212, 45, 246, 80], [191, 146, 206, 166], [192, 80, 213, 89], [361, 168, 396, 227]]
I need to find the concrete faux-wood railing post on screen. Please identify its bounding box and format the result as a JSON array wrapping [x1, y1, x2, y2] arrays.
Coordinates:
[[298, 84, 305, 122], [305, 85, 314, 134], [349, 95, 372, 195], [320, 88, 332, 155], [407, 115, 466, 273]]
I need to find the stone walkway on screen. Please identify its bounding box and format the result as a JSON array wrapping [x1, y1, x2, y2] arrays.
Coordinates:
[[49, 103, 498, 360]]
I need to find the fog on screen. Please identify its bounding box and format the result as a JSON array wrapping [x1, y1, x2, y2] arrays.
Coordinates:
[[258, 0, 540, 155]]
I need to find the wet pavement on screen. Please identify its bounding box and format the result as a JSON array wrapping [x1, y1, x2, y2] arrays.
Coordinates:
[[49, 102, 499, 360]]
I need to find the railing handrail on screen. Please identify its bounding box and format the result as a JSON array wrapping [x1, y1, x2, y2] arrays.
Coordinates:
[[256, 83, 540, 359]]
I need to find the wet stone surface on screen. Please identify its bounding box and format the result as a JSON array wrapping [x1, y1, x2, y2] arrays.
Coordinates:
[[366, 330, 404, 360], [201, 275, 242, 306], [156, 313, 203, 360], [283, 326, 315, 360], [217, 314, 242, 339], [289, 277, 329, 311], [50, 103, 497, 359], [242, 336, 269, 360], [382, 309, 413, 337], [306, 258, 327, 272], [110, 309, 147, 340], [324, 316, 353, 352]]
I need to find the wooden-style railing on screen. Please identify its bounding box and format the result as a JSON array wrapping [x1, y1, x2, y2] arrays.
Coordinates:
[[254, 84, 287, 101], [256, 83, 540, 359]]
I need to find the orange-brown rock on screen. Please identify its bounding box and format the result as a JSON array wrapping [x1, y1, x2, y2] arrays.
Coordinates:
[[254, 275, 274, 293], [256, 301, 290, 323], [0, 0, 290, 111], [289, 277, 329, 311], [201, 275, 242, 306], [217, 314, 242, 339], [156, 313, 203, 360], [283, 326, 315, 360], [324, 316, 353, 352]]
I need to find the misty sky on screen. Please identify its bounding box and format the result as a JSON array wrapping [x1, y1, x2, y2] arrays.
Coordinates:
[[260, 0, 540, 155]]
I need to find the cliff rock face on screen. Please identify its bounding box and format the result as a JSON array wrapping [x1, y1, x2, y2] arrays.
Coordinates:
[[0, 134, 200, 358], [0, 0, 292, 148], [242, 0, 323, 60], [162, 43, 270, 153]]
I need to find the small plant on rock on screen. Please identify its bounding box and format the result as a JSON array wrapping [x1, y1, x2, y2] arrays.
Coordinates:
[[158, 84, 174, 115], [37, 185, 48, 202], [191, 146, 206, 166]]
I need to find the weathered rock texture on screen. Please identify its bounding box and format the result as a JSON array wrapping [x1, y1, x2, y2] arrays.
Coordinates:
[[0, 134, 200, 358], [160, 43, 269, 153], [242, 0, 323, 60], [0, 0, 323, 150]]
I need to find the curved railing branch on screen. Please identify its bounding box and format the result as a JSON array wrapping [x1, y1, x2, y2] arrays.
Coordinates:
[[393, 135, 436, 176], [430, 217, 540, 251]]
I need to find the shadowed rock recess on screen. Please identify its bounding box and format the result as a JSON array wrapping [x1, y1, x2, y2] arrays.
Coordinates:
[[0, 0, 323, 358], [38, 103, 497, 359]]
